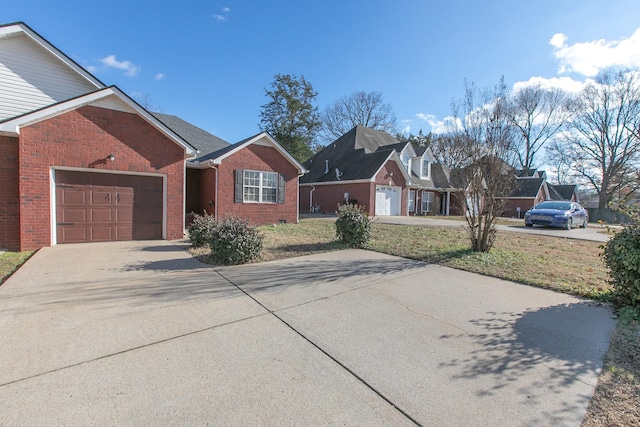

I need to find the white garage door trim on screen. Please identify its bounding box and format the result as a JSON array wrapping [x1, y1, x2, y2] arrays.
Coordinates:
[[375, 185, 401, 216], [50, 167, 167, 246]]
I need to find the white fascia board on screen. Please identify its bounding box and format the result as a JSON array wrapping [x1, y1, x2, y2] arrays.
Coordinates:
[[186, 159, 216, 169], [401, 142, 416, 158], [1, 23, 104, 89], [0, 87, 196, 156], [211, 132, 307, 174], [370, 151, 413, 184]]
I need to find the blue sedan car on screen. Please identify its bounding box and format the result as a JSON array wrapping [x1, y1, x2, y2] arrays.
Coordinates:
[[524, 201, 588, 229]]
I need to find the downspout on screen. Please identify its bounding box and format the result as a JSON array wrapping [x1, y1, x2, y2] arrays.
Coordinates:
[[309, 185, 316, 213], [297, 172, 306, 223], [184, 152, 198, 236], [214, 165, 219, 220]]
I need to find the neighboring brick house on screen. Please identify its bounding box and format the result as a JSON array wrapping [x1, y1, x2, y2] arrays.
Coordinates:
[[300, 126, 458, 217], [155, 113, 305, 226], [0, 22, 196, 251]]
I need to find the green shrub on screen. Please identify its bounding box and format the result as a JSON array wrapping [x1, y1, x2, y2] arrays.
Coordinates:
[[208, 216, 263, 265], [602, 205, 640, 307], [335, 204, 372, 248], [187, 212, 217, 247]]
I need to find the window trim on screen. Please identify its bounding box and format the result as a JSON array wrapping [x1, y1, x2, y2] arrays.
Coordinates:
[[235, 169, 285, 204], [422, 191, 434, 213], [421, 159, 431, 179]]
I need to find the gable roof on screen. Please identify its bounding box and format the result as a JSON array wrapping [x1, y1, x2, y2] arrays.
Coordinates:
[[548, 184, 578, 201], [1, 22, 109, 122], [301, 126, 411, 184], [152, 112, 229, 157], [0, 21, 104, 89], [411, 162, 456, 190], [511, 177, 545, 198], [0, 86, 197, 156], [188, 131, 306, 174]]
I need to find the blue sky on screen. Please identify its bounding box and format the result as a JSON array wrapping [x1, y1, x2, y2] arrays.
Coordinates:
[[4, 0, 640, 144]]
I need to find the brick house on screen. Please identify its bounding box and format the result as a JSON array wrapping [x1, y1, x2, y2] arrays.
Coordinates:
[[0, 22, 198, 251], [0, 22, 303, 251], [300, 126, 458, 216]]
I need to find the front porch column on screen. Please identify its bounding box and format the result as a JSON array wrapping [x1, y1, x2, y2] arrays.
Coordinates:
[[446, 191, 450, 216]]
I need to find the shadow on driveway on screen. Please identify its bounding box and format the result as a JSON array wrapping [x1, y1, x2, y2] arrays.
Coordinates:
[[440, 302, 612, 425]]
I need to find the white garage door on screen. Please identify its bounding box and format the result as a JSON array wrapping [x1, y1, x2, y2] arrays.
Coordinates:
[[375, 185, 401, 216]]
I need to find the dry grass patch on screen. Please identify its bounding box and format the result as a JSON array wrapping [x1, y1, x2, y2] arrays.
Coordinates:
[[583, 309, 640, 426], [0, 251, 34, 285], [190, 218, 609, 297], [188, 219, 347, 264], [367, 222, 610, 299]]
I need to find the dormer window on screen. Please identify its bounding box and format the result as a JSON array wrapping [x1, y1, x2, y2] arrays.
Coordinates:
[[421, 158, 431, 179], [401, 152, 410, 171]]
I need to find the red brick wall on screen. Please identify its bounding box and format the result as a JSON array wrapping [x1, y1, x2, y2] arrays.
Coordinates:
[[18, 105, 186, 250], [215, 144, 299, 225], [0, 136, 20, 250], [501, 198, 538, 218], [301, 182, 374, 215]]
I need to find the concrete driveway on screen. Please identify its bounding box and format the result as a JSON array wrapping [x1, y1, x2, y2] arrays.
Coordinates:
[[0, 241, 615, 426]]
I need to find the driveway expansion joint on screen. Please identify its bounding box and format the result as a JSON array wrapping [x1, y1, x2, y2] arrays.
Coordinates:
[[213, 268, 423, 427], [0, 312, 269, 389]]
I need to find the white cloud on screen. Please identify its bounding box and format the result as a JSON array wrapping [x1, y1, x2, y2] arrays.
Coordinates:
[[100, 54, 140, 77], [213, 6, 230, 22], [512, 76, 585, 94], [155, 73, 165, 81], [416, 113, 450, 134], [550, 28, 640, 77], [549, 33, 567, 49]]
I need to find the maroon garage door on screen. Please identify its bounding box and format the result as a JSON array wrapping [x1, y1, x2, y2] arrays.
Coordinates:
[[56, 170, 163, 244]]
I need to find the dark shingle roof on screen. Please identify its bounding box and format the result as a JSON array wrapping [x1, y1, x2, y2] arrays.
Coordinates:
[[516, 168, 538, 177], [152, 112, 229, 158], [190, 132, 259, 163], [301, 126, 403, 183], [548, 184, 577, 201], [411, 162, 455, 190], [512, 178, 545, 198]]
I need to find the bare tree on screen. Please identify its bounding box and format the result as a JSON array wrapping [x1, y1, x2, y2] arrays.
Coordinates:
[[508, 85, 569, 170], [448, 78, 517, 252], [548, 69, 640, 208], [431, 133, 477, 169], [134, 92, 165, 113], [320, 91, 397, 142], [545, 142, 573, 185]]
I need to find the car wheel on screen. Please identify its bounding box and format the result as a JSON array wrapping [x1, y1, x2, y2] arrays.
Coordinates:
[[525, 223, 533, 227], [565, 218, 572, 230]]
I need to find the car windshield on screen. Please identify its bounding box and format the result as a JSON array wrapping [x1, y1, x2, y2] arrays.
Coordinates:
[[535, 201, 572, 210]]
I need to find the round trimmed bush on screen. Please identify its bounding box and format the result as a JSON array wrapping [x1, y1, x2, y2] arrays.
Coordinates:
[[208, 216, 263, 265], [187, 213, 217, 247], [335, 204, 371, 248]]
